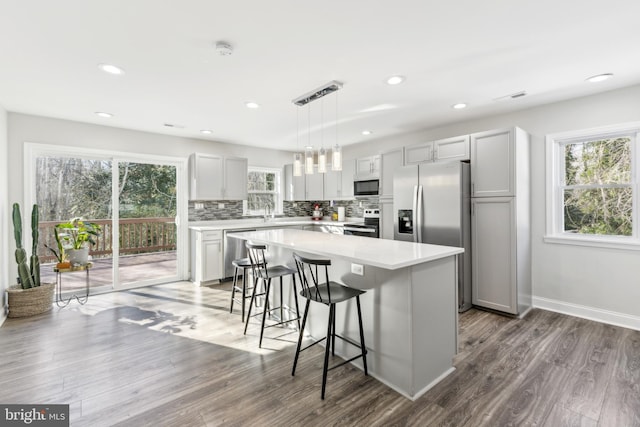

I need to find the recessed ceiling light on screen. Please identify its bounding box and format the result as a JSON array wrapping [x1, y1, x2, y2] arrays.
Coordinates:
[[586, 73, 613, 83], [245, 101, 260, 109], [452, 103, 467, 109], [98, 63, 125, 75], [362, 130, 372, 135], [386, 75, 405, 85], [95, 111, 113, 118], [200, 129, 213, 134]]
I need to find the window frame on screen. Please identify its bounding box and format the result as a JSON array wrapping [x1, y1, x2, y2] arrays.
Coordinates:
[[243, 166, 283, 216], [545, 122, 640, 250]]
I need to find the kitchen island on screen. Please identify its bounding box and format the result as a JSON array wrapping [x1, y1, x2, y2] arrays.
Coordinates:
[[228, 228, 463, 400]]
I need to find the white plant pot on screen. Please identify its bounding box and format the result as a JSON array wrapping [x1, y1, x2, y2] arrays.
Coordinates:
[[67, 247, 89, 266]]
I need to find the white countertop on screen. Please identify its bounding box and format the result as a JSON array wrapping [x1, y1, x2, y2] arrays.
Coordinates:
[[189, 217, 362, 231], [226, 228, 463, 270]]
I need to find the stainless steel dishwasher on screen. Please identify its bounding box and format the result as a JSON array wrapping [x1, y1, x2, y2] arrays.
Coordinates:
[[223, 229, 256, 279]]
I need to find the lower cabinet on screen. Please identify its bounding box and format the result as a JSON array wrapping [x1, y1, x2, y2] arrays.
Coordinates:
[[191, 230, 223, 284], [471, 197, 530, 315]]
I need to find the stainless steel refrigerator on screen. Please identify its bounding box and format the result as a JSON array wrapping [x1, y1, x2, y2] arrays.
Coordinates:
[[393, 161, 472, 312]]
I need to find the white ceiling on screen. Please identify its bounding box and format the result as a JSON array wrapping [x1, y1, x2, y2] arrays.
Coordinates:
[[1, 0, 639, 151]]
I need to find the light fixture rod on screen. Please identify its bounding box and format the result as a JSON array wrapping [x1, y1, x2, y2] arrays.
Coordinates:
[[292, 80, 343, 106]]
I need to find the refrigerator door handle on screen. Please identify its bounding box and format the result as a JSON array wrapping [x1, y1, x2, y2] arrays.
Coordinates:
[[416, 185, 423, 243], [412, 185, 419, 243]]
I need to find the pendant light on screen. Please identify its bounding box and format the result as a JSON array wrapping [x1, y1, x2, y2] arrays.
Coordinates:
[[305, 103, 314, 175], [293, 107, 302, 176], [331, 90, 342, 171], [317, 98, 327, 173]]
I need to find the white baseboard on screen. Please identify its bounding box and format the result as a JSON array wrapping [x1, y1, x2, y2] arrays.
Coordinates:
[[533, 296, 640, 331], [0, 308, 6, 327]]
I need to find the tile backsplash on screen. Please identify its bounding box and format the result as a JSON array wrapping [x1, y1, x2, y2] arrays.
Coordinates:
[[189, 198, 379, 221]]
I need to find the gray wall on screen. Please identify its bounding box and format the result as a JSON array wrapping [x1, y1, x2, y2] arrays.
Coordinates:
[[344, 84, 640, 323], [0, 105, 7, 320]]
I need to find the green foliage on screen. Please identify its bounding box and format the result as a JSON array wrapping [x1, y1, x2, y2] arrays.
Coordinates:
[[11, 203, 42, 289], [563, 137, 632, 236], [56, 218, 102, 250]]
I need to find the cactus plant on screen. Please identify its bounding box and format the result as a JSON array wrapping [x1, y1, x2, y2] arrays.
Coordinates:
[[12, 203, 42, 289]]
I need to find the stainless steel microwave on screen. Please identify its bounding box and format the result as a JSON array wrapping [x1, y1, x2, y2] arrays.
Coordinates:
[[353, 179, 380, 196]]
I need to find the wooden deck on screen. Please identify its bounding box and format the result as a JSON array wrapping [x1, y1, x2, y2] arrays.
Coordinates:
[[40, 251, 177, 292]]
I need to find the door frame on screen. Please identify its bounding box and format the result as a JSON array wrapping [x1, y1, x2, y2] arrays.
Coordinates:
[[23, 142, 189, 290]]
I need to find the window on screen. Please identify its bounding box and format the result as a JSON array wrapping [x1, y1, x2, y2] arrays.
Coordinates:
[[546, 122, 640, 249], [243, 167, 282, 216]]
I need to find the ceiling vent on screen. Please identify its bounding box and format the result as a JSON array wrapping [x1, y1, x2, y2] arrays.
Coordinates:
[[292, 80, 343, 106]]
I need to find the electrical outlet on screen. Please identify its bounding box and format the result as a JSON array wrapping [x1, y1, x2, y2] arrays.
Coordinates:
[[195, 202, 204, 210], [218, 203, 225, 209], [351, 263, 364, 276]]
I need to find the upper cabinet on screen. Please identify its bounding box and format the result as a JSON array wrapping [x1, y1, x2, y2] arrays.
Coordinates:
[[189, 153, 247, 200], [324, 165, 342, 200], [470, 128, 529, 198], [405, 135, 470, 165], [306, 166, 324, 200], [340, 159, 355, 198], [355, 155, 381, 180], [380, 148, 404, 198], [283, 164, 324, 201]]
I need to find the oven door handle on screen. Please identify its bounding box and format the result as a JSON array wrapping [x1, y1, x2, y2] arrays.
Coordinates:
[[344, 227, 377, 233]]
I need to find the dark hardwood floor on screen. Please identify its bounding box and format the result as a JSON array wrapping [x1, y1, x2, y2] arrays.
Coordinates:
[[1, 281, 639, 426]]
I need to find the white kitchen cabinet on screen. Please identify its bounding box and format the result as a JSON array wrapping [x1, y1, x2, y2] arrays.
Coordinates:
[[305, 166, 324, 200], [405, 135, 470, 166], [471, 128, 529, 198], [189, 153, 248, 200], [355, 155, 381, 180], [283, 164, 324, 201], [434, 135, 470, 162], [380, 199, 394, 240], [380, 148, 404, 197], [405, 142, 434, 165], [324, 165, 341, 200], [191, 229, 223, 284], [340, 159, 355, 198], [471, 198, 531, 315]]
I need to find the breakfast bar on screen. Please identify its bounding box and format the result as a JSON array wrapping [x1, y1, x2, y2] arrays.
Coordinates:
[[228, 228, 463, 400]]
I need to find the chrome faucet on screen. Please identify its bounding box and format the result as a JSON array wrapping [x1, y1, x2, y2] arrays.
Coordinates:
[[264, 205, 271, 222]]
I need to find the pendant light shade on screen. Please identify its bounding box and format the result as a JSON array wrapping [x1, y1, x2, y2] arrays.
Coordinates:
[[305, 146, 314, 175], [318, 147, 327, 173], [332, 144, 342, 171], [293, 152, 303, 176]]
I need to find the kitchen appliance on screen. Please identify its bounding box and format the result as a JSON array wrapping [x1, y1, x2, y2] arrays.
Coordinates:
[[393, 161, 471, 312], [312, 204, 323, 220], [223, 228, 256, 279], [343, 208, 380, 238], [354, 179, 380, 197]]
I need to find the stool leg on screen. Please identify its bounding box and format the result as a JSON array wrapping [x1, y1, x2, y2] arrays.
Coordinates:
[[292, 299, 311, 376], [230, 266, 239, 314], [259, 278, 272, 348], [356, 295, 368, 376], [331, 309, 336, 356], [291, 274, 301, 330], [244, 275, 260, 335], [240, 267, 247, 323], [321, 304, 335, 400]]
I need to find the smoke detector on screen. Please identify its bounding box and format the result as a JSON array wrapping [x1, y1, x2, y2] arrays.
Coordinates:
[[215, 41, 233, 56]]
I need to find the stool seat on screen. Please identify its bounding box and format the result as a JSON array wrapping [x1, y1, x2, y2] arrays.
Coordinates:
[[301, 281, 365, 304], [232, 257, 252, 268]]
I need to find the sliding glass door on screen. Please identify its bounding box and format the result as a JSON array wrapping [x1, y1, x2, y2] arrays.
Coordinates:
[[29, 144, 186, 294]]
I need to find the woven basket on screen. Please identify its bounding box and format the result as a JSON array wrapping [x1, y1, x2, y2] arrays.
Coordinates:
[[6, 283, 55, 318]]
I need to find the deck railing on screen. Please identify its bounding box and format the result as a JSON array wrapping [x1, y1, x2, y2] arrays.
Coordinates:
[[38, 217, 177, 263]]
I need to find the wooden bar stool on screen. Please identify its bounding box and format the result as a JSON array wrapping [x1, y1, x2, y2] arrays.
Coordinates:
[[229, 257, 253, 322], [291, 253, 368, 399], [243, 242, 301, 348]]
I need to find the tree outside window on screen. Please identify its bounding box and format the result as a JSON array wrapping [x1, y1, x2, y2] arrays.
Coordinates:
[[244, 167, 282, 216], [547, 123, 640, 248]]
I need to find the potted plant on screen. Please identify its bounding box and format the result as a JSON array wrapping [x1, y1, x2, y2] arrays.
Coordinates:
[[7, 203, 55, 318], [55, 218, 102, 266]]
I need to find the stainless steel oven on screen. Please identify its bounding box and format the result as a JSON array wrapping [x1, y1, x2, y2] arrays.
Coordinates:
[[343, 209, 380, 238]]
